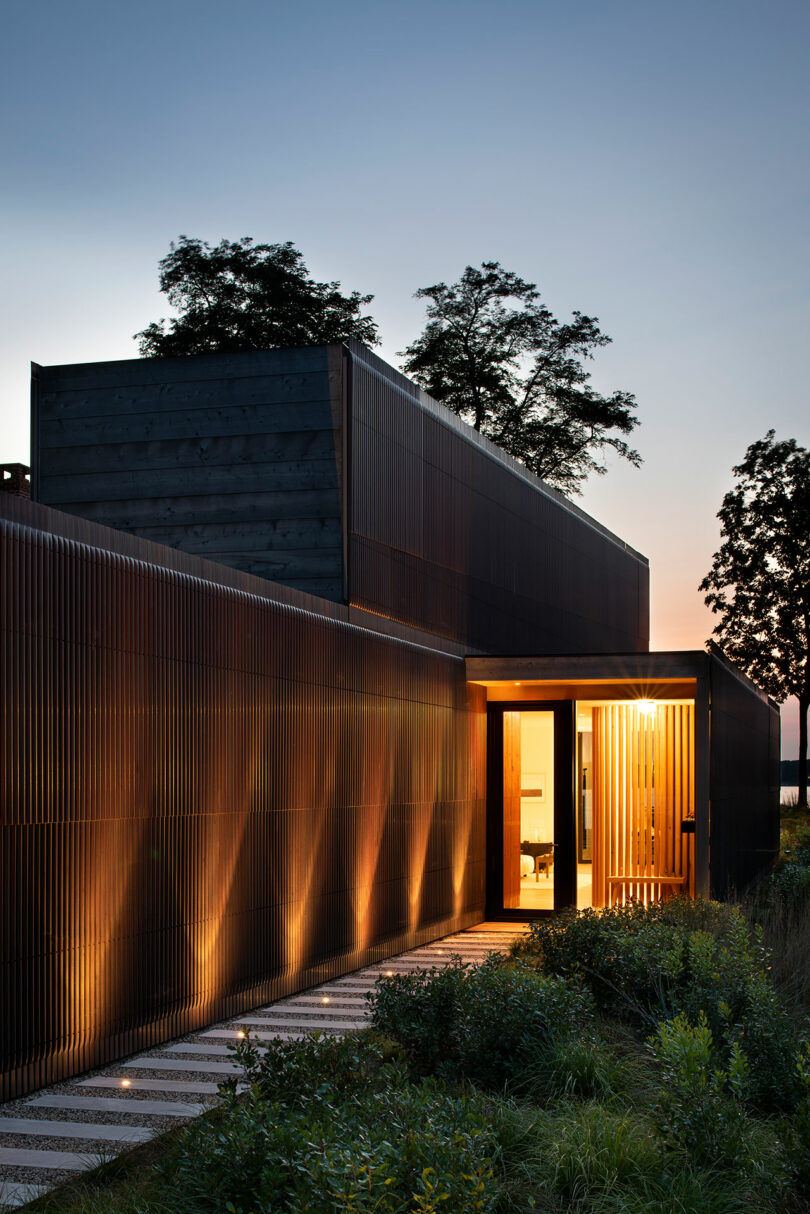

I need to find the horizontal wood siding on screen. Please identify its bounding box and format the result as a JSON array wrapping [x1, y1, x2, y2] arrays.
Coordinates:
[[0, 517, 486, 1101], [32, 349, 346, 600]]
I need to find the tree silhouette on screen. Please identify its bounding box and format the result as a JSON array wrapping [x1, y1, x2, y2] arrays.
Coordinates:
[[700, 431, 810, 806], [400, 261, 641, 495], [136, 237, 379, 355]]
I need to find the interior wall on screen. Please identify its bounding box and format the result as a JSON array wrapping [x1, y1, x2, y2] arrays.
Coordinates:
[[520, 712, 555, 842]]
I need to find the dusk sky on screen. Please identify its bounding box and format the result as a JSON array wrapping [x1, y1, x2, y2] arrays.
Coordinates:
[[2, 0, 808, 757]]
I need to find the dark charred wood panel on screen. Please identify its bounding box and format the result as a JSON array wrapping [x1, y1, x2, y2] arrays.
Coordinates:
[[32, 348, 346, 599], [1, 517, 486, 1101], [707, 649, 780, 896], [346, 343, 649, 655]]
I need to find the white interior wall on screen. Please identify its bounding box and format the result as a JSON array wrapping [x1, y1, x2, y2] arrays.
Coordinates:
[[520, 711, 554, 843]]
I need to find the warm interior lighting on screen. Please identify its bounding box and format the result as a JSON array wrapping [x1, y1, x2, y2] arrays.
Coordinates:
[[321, 996, 330, 1004], [386, 970, 394, 976], [514, 682, 521, 685], [636, 699, 657, 715], [121, 1079, 131, 1087], [237, 1030, 246, 1038]]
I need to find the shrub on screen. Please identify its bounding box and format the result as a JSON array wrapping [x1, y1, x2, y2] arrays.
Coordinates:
[[519, 899, 801, 1110], [166, 1034, 502, 1214], [752, 859, 810, 909], [790, 1042, 810, 1192], [219, 1027, 399, 1104], [368, 961, 468, 1077], [370, 956, 594, 1090], [648, 1012, 750, 1168]]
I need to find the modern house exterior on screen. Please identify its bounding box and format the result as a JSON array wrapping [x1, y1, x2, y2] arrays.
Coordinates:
[[0, 342, 779, 1100]]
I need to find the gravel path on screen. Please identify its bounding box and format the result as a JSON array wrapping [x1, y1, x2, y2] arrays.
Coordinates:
[[0, 924, 527, 1208]]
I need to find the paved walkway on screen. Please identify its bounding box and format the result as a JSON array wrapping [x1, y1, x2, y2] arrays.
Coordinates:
[[0, 923, 527, 1209]]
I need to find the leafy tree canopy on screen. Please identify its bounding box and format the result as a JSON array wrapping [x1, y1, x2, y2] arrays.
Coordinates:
[[699, 431, 810, 805], [399, 261, 641, 495], [135, 237, 379, 356]]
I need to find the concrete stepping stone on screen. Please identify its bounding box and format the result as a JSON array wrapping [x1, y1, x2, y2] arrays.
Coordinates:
[[77, 1076, 220, 1095], [239, 1005, 369, 1020], [164, 1044, 236, 1057], [0, 1180, 49, 1207], [202, 1029, 302, 1042], [237, 1016, 365, 1031], [29, 1095, 204, 1117], [0, 1118, 152, 1144], [278, 990, 370, 1001], [419, 949, 493, 957], [302, 982, 375, 993], [122, 1058, 240, 1075], [0, 1147, 92, 1170]]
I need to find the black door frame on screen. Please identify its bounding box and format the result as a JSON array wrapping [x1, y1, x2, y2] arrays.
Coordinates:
[[485, 699, 576, 919]]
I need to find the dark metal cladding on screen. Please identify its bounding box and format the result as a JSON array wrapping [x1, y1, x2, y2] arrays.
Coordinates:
[[0, 515, 486, 1101], [31, 347, 347, 599], [345, 343, 649, 655], [707, 646, 781, 897]]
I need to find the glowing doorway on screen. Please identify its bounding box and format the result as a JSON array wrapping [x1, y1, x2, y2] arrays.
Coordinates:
[[502, 710, 556, 910]]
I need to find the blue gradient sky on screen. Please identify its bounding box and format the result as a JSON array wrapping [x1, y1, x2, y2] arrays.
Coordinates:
[[2, 0, 808, 756]]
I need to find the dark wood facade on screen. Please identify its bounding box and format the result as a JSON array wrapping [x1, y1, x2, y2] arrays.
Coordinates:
[[1, 500, 485, 1101], [347, 344, 649, 654], [32, 342, 650, 656], [0, 345, 776, 1104], [31, 347, 346, 599]]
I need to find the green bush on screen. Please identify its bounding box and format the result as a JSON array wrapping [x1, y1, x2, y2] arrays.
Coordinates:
[[520, 900, 801, 1110], [648, 1012, 750, 1169], [166, 1035, 502, 1214], [219, 1027, 399, 1104], [367, 961, 468, 1077], [370, 956, 594, 1090], [753, 859, 810, 908], [790, 1042, 810, 1192]]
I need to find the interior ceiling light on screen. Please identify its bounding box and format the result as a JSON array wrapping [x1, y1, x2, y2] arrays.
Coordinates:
[[636, 699, 657, 715]]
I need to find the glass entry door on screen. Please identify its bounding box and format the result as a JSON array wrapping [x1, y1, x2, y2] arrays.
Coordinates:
[[502, 710, 557, 911]]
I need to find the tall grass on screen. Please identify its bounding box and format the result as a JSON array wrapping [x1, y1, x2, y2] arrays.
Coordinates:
[[742, 809, 810, 1017]]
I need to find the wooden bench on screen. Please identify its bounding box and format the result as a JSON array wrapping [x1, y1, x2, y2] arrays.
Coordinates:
[[607, 876, 687, 906]]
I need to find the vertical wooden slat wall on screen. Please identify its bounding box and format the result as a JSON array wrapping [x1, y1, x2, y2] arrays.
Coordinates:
[[592, 704, 695, 907], [0, 520, 487, 1101], [346, 343, 650, 657]]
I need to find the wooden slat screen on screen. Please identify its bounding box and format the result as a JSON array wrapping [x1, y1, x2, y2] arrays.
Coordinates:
[[1, 517, 487, 1101], [592, 704, 694, 907]]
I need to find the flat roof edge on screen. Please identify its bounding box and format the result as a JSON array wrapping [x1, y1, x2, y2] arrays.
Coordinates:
[[345, 341, 649, 566], [466, 651, 709, 682]]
